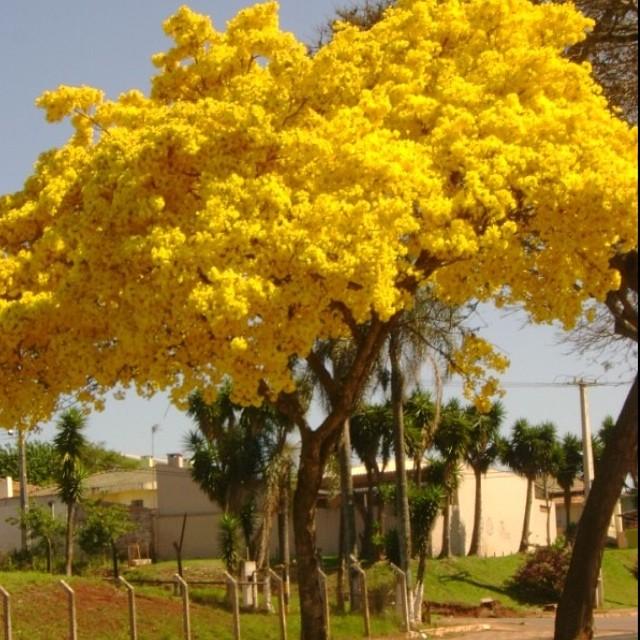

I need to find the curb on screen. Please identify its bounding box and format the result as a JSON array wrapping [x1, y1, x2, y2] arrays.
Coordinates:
[[426, 623, 492, 637]]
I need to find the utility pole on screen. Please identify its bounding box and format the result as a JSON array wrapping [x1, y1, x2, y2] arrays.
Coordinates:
[[578, 380, 604, 607]]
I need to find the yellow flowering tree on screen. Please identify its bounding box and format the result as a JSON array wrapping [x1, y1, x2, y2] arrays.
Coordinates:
[[0, 1, 637, 637]]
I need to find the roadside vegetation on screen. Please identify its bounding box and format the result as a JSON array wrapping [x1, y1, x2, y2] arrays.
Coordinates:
[[0, 550, 635, 639]]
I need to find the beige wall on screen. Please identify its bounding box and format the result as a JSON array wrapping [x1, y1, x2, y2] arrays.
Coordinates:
[[0, 495, 67, 554], [153, 463, 561, 561], [155, 465, 223, 560], [428, 466, 557, 557]]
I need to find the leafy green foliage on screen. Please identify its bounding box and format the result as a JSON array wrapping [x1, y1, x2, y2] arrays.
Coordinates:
[[410, 483, 444, 555], [509, 543, 572, 602], [7, 502, 64, 571], [501, 419, 559, 481], [185, 386, 291, 516], [78, 501, 134, 556], [0, 438, 139, 487], [219, 513, 241, 573]]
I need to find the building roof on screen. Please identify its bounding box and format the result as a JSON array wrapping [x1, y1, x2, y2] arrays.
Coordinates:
[[30, 468, 156, 498]]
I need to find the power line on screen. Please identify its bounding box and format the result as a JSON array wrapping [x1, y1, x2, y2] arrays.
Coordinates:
[[423, 379, 634, 389]]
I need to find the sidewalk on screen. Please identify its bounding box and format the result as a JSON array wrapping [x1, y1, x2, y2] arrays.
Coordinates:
[[422, 609, 638, 640]]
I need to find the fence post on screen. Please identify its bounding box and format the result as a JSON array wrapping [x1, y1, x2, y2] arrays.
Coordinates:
[[0, 586, 11, 640], [317, 568, 331, 640], [174, 574, 191, 640], [225, 571, 241, 640], [350, 556, 371, 639], [118, 576, 138, 640], [262, 568, 274, 613], [268, 569, 287, 640], [60, 580, 78, 640], [251, 571, 259, 611], [389, 562, 410, 633]]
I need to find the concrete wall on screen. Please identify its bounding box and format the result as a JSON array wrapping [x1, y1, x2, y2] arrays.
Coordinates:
[[155, 465, 223, 560], [153, 463, 558, 561], [0, 495, 67, 554], [428, 467, 556, 557]]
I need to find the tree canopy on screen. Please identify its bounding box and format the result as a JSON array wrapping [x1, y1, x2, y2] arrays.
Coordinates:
[[0, 0, 636, 427]]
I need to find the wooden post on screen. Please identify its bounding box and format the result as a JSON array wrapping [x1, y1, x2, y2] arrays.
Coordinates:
[[225, 571, 241, 640], [268, 569, 287, 640], [60, 580, 78, 640], [0, 586, 12, 640], [317, 568, 331, 640], [350, 556, 371, 639], [389, 562, 410, 633], [118, 576, 138, 640], [262, 568, 274, 613], [251, 571, 259, 611], [174, 574, 191, 640]]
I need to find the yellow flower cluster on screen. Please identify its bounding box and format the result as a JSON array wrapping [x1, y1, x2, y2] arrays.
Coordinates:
[[449, 335, 509, 412], [0, 0, 636, 425]]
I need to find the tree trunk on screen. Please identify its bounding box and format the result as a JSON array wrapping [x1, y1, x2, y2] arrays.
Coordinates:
[[554, 376, 638, 640], [519, 477, 533, 553], [544, 474, 552, 547], [293, 433, 331, 640], [338, 419, 358, 607], [563, 486, 572, 533], [389, 331, 413, 618], [18, 429, 29, 554], [361, 467, 375, 560], [468, 466, 483, 556], [278, 478, 291, 605], [65, 502, 75, 576], [111, 541, 120, 581], [46, 537, 53, 574], [439, 494, 451, 558]]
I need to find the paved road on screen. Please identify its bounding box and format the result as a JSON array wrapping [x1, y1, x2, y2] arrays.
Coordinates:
[[433, 611, 638, 639]]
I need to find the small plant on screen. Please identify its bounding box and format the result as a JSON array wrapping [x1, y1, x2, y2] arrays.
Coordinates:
[[509, 542, 572, 602], [219, 514, 241, 573], [384, 528, 400, 566]]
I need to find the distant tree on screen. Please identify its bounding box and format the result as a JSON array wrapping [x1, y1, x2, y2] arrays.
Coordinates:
[[185, 384, 293, 566], [53, 408, 88, 576], [410, 476, 445, 618], [501, 420, 558, 552], [8, 501, 64, 573], [0, 439, 139, 488], [350, 402, 393, 559], [78, 501, 134, 579], [464, 401, 505, 556], [555, 434, 584, 535], [433, 399, 470, 558], [405, 389, 437, 487]]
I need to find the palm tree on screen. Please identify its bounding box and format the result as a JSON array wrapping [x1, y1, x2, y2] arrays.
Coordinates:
[[433, 398, 470, 558], [555, 433, 583, 535], [405, 388, 437, 487], [350, 402, 394, 559], [185, 385, 294, 565], [54, 407, 88, 576], [464, 400, 505, 556], [501, 419, 558, 552]]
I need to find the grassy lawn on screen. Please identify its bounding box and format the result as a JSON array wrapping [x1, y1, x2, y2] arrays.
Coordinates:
[[0, 549, 635, 638]]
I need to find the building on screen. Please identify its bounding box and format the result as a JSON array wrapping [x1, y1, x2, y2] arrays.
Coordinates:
[[152, 457, 556, 561]]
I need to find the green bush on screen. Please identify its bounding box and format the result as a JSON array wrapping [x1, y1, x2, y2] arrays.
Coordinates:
[[384, 528, 400, 566], [509, 543, 572, 603]]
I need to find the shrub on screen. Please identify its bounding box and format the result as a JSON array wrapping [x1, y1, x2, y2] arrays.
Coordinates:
[[509, 543, 572, 603], [219, 514, 241, 572], [384, 528, 400, 566]]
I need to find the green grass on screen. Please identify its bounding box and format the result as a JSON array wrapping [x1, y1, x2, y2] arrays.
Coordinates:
[[0, 550, 635, 639]]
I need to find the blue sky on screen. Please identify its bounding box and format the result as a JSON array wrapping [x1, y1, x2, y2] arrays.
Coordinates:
[[0, 1, 635, 458]]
